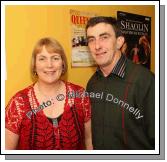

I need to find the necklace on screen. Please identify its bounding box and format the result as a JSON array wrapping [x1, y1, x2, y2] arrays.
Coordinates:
[[37, 83, 59, 101], [36, 81, 65, 101]]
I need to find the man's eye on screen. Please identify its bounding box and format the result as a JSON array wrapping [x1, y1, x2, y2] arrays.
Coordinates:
[[101, 35, 109, 40], [88, 38, 95, 43]]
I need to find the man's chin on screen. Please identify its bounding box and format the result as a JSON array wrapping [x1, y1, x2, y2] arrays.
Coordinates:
[[97, 62, 110, 68]]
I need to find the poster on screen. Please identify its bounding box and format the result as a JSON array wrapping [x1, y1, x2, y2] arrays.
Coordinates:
[[70, 10, 97, 67], [117, 11, 151, 69]]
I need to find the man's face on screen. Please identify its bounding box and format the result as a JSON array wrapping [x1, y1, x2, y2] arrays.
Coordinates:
[[87, 23, 119, 67]]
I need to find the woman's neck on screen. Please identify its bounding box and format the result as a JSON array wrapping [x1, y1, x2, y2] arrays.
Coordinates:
[[36, 80, 63, 97]]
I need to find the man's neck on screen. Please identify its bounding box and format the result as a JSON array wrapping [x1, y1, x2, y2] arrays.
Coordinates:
[[100, 51, 121, 77]]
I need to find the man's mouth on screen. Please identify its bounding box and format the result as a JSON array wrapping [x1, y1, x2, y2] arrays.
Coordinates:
[[95, 52, 107, 57]]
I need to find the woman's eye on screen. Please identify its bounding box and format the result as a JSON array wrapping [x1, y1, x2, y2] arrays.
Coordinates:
[[39, 58, 45, 61], [53, 57, 60, 60]]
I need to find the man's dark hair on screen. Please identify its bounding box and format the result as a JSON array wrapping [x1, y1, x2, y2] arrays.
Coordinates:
[[86, 16, 122, 38]]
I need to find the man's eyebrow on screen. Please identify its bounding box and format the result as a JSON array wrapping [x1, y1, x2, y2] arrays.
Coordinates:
[[87, 32, 111, 39], [99, 32, 111, 37], [87, 35, 95, 40]]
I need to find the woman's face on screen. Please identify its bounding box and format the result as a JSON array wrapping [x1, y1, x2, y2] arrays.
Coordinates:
[[35, 46, 63, 85]]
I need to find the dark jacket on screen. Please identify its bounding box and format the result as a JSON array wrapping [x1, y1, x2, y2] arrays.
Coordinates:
[[86, 58, 155, 150]]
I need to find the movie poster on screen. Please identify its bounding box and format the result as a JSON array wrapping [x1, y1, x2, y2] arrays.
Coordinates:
[[117, 11, 151, 69], [70, 10, 97, 67]]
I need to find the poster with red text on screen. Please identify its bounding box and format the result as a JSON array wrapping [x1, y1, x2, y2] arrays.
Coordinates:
[[70, 10, 97, 67]]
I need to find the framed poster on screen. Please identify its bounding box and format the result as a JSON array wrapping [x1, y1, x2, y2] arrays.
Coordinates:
[[117, 11, 151, 69], [70, 9, 97, 67]]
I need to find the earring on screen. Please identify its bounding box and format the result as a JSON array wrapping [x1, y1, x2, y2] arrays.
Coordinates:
[[62, 65, 65, 74], [34, 71, 37, 76], [62, 69, 65, 74]]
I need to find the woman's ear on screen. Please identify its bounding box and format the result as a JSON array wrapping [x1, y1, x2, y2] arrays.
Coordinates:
[[116, 36, 125, 50]]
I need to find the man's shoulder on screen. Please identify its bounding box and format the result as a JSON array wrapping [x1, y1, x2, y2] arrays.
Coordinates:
[[87, 72, 97, 84], [126, 59, 154, 79], [126, 59, 154, 89], [86, 72, 98, 91]]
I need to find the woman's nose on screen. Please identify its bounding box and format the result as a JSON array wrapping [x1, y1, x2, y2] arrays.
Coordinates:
[[46, 59, 53, 67]]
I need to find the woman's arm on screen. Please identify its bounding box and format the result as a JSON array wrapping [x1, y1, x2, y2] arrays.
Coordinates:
[[84, 119, 93, 150], [5, 128, 19, 150]]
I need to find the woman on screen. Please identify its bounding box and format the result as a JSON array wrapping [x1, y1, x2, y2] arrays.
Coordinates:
[[5, 37, 93, 150]]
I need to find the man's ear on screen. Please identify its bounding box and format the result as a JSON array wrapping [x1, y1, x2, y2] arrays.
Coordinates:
[[116, 36, 125, 50]]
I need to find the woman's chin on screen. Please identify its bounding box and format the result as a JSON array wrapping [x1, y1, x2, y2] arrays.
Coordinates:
[[38, 79, 60, 85]]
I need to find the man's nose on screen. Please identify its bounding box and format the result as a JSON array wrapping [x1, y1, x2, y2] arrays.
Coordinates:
[[95, 39, 101, 50]]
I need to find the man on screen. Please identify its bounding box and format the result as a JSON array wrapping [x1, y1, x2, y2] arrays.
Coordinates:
[[86, 16, 155, 150]]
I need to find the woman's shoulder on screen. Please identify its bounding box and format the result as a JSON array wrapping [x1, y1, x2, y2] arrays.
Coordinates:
[[8, 84, 34, 102], [6, 84, 35, 116]]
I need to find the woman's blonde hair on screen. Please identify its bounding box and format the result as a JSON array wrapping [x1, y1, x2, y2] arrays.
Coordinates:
[[30, 37, 68, 80]]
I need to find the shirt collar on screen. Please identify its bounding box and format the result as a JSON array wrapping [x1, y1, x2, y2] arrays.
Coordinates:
[[96, 54, 127, 78]]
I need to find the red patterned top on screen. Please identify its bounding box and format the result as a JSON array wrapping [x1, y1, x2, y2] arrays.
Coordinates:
[[5, 82, 91, 150]]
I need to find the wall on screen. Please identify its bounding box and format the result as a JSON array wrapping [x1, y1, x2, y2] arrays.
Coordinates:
[[5, 5, 155, 105]]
